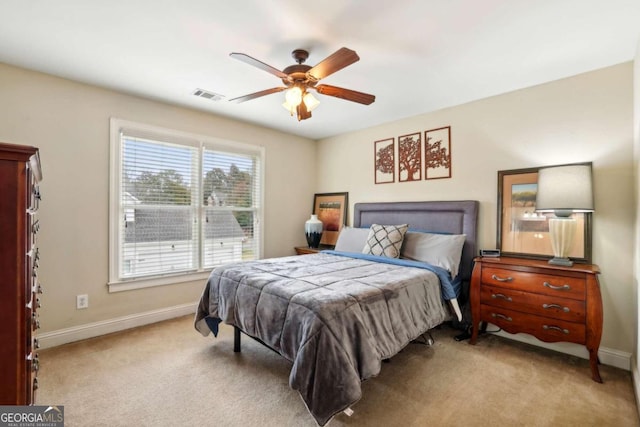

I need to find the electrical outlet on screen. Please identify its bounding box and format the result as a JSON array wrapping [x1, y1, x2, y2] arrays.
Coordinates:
[[76, 294, 89, 309]]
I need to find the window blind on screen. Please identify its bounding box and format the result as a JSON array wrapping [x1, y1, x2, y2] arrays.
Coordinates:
[[120, 136, 199, 278], [111, 119, 263, 285], [202, 147, 260, 267]]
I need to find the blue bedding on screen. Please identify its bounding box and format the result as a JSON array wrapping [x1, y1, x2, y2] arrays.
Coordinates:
[[322, 250, 460, 300]]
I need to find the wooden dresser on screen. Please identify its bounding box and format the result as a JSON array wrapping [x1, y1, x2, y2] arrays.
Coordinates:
[[0, 142, 43, 404], [469, 256, 603, 382]]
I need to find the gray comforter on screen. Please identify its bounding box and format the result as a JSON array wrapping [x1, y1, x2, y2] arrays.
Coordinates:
[[195, 252, 451, 426]]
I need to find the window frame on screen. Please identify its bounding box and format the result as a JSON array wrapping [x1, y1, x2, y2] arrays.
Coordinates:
[[108, 118, 264, 292]]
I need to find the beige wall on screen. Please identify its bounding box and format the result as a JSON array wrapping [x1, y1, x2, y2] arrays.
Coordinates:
[[633, 41, 640, 392], [0, 63, 316, 332], [0, 60, 635, 358], [317, 63, 635, 355]]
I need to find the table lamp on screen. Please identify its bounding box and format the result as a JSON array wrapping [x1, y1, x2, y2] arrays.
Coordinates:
[[535, 163, 594, 266]]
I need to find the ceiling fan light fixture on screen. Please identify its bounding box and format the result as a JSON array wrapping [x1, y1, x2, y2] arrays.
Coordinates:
[[284, 86, 303, 107], [296, 101, 312, 121], [282, 101, 296, 116], [303, 92, 320, 112]]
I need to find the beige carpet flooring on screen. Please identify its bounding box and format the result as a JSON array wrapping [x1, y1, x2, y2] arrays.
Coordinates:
[[37, 315, 639, 426]]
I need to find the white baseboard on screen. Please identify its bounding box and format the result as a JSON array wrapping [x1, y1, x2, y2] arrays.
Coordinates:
[[37, 302, 197, 349], [494, 330, 631, 371], [36, 305, 634, 373]]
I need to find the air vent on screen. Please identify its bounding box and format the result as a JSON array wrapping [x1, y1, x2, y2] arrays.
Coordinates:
[[193, 89, 225, 101]]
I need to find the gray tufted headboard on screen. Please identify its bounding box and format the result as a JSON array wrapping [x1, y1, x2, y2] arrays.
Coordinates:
[[353, 200, 479, 285]]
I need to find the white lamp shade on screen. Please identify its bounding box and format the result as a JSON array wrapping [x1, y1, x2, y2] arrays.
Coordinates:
[[303, 92, 320, 111], [282, 101, 296, 115], [285, 86, 303, 106], [535, 164, 594, 214]]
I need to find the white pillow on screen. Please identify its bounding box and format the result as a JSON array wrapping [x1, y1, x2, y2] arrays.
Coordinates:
[[334, 226, 370, 252], [362, 224, 409, 258], [401, 232, 466, 277]]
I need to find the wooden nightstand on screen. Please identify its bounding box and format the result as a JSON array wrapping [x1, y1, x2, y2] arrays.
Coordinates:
[[294, 245, 333, 255], [469, 256, 603, 382]]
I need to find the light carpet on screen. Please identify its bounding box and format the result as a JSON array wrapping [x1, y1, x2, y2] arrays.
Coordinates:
[[37, 315, 639, 426]]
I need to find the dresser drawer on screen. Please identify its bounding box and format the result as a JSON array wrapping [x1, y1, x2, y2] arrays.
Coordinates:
[[27, 352, 39, 403], [31, 377, 38, 403], [482, 267, 585, 300], [480, 304, 586, 345], [471, 257, 602, 382], [480, 285, 586, 323]]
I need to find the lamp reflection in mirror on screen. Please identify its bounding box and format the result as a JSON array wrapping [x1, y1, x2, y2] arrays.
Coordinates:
[[535, 163, 594, 266]]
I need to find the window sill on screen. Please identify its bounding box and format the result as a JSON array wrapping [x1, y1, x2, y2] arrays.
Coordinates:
[[108, 271, 211, 293]]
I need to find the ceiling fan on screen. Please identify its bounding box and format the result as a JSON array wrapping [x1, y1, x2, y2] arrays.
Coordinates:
[[229, 47, 376, 121]]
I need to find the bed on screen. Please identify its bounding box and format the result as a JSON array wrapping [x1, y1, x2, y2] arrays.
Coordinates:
[[195, 200, 478, 425]]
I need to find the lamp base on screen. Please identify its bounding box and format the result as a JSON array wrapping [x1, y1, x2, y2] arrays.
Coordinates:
[[548, 257, 574, 267], [548, 217, 576, 268]]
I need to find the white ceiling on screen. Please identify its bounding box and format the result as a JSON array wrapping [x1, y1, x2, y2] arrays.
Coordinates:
[[1, 1, 639, 140]]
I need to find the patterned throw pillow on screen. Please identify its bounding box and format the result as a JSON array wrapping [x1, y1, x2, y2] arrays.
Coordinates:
[[362, 224, 409, 258]]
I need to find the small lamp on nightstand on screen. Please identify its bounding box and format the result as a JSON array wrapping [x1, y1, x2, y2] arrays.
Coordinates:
[[535, 163, 594, 267]]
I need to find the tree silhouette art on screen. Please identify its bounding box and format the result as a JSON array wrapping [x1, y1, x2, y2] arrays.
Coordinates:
[[398, 133, 421, 181], [376, 143, 394, 174], [425, 136, 451, 170]]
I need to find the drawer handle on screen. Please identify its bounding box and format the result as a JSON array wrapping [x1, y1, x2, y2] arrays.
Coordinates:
[[491, 293, 512, 302], [27, 298, 41, 310], [27, 247, 40, 260], [542, 303, 570, 313], [543, 282, 571, 291], [32, 314, 40, 330], [27, 353, 39, 372], [491, 274, 513, 282], [491, 313, 512, 322], [543, 325, 569, 334]]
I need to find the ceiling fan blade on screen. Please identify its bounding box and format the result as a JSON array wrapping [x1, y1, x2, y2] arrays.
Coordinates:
[[315, 84, 376, 105], [229, 53, 288, 79], [229, 87, 286, 103], [307, 47, 360, 81]]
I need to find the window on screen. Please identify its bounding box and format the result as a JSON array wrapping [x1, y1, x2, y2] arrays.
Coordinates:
[[109, 119, 263, 291]]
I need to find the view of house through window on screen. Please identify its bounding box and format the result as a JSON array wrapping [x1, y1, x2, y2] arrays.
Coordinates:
[[110, 119, 262, 286]]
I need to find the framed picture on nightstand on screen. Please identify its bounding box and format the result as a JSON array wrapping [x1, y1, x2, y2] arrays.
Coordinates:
[[312, 192, 348, 247]]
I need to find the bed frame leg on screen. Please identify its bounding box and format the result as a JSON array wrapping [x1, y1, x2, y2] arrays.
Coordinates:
[[412, 331, 435, 346], [424, 332, 434, 346], [234, 326, 241, 352]]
